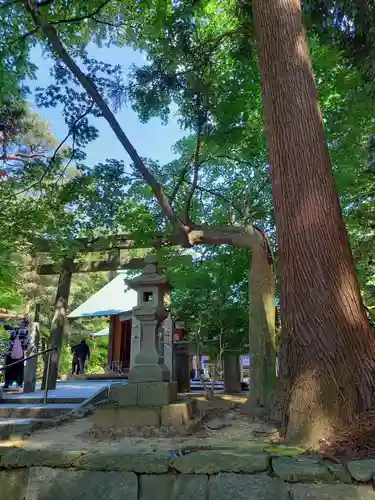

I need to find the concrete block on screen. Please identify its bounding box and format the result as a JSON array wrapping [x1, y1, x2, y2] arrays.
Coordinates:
[[92, 405, 161, 427], [347, 459, 375, 482], [272, 456, 333, 483], [171, 450, 269, 474], [161, 401, 195, 426], [25, 467, 137, 500], [223, 352, 241, 393], [23, 357, 37, 393], [140, 474, 208, 500], [1, 448, 84, 469], [172, 474, 208, 499], [208, 474, 289, 500], [138, 381, 178, 406], [110, 383, 138, 406], [74, 451, 169, 473], [0, 469, 29, 499], [139, 474, 175, 500], [290, 483, 375, 500]]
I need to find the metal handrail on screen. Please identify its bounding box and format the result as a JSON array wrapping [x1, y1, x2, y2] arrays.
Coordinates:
[[0, 346, 58, 372], [0, 346, 58, 404]]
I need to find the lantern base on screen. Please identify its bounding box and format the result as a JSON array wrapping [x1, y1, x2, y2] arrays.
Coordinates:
[[92, 398, 195, 428], [128, 362, 170, 384], [110, 381, 178, 407]]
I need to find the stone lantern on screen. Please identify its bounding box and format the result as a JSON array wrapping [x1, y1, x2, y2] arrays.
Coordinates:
[[126, 255, 171, 384], [107, 255, 192, 424]]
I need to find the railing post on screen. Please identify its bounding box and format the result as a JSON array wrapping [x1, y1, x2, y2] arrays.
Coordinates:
[[24, 303, 40, 393], [43, 351, 52, 405]]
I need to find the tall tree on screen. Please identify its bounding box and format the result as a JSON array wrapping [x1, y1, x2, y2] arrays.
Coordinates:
[[252, 0, 375, 442], [4, 0, 277, 411], [4, 0, 375, 435], [303, 1, 375, 95]]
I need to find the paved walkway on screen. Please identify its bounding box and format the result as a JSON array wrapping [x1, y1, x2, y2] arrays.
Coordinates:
[[3, 380, 122, 402], [3, 379, 236, 401]]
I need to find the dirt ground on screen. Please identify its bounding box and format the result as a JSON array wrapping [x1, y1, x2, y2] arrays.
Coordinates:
[[6, 395, 281, 453]]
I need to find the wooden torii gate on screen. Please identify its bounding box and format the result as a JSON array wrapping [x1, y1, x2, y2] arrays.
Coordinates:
[[34, 234, 188, 390]]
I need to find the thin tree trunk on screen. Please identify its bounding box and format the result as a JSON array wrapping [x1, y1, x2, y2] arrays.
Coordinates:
[[249, 236, 276, 413], [253, 0, 375, 443], [189, 225, 276, 410]]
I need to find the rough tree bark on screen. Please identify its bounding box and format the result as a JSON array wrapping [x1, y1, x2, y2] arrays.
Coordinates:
[[26, 1, 276, 409], [252, 0, 375, 443]]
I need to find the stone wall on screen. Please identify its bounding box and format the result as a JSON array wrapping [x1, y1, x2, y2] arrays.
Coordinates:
[[1, 447, 375, 499]]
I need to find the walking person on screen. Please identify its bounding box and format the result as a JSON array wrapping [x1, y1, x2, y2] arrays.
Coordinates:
[[71, 351, 79, 375], [71, 339, 90, 375], [3, 318, 29, 389]]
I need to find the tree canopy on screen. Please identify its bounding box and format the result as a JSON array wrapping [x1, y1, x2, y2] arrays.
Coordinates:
[[1, 0, 375, 440]]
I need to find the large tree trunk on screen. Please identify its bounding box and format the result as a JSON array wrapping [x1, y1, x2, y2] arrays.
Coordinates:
[[253, 0, 375, 443]]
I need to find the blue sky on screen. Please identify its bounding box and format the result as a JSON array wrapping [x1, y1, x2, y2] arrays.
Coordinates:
[[27, 43, 184, 168]]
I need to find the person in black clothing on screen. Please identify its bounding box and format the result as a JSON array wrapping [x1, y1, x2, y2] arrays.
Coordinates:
[[3, 319, 29, 389], [71, 351, 79, 375], [71, 339, 90, 375]]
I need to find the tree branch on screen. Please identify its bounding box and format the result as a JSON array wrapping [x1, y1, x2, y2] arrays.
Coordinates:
[[54, 130, 76, 185], [243, 198, 251, 224], [90, 16, 125, 28], [14, 102, 93, 195], [35, 0, 54, 6], [0, 152, 46, 162], [164, 170, 243, 219], [200, 154, 254, 166], [11, 0, 114, 45], [190, 182, 243, 217], [0, 0, 21, 8], [10, 27, 40, 45], [183, 121, 202, 223], [169, 154, 193, 207], [49, 0, 112, 26], [25, 3, 189, 240]]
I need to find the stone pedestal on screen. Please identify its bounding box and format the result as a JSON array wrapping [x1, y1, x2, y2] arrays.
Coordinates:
[[110, 381, 178, 407], [223, 352, 241, 393], [23, 357, 37, 393], [107, 381, 195, 428], [128, 364, 170, 384], [93, 399, 195, 428]]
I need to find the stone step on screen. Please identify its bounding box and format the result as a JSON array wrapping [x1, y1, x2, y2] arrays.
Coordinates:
[[0, 417, 55, 439], [0, 397, 85, 405], [0, 403, 79, 419]]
